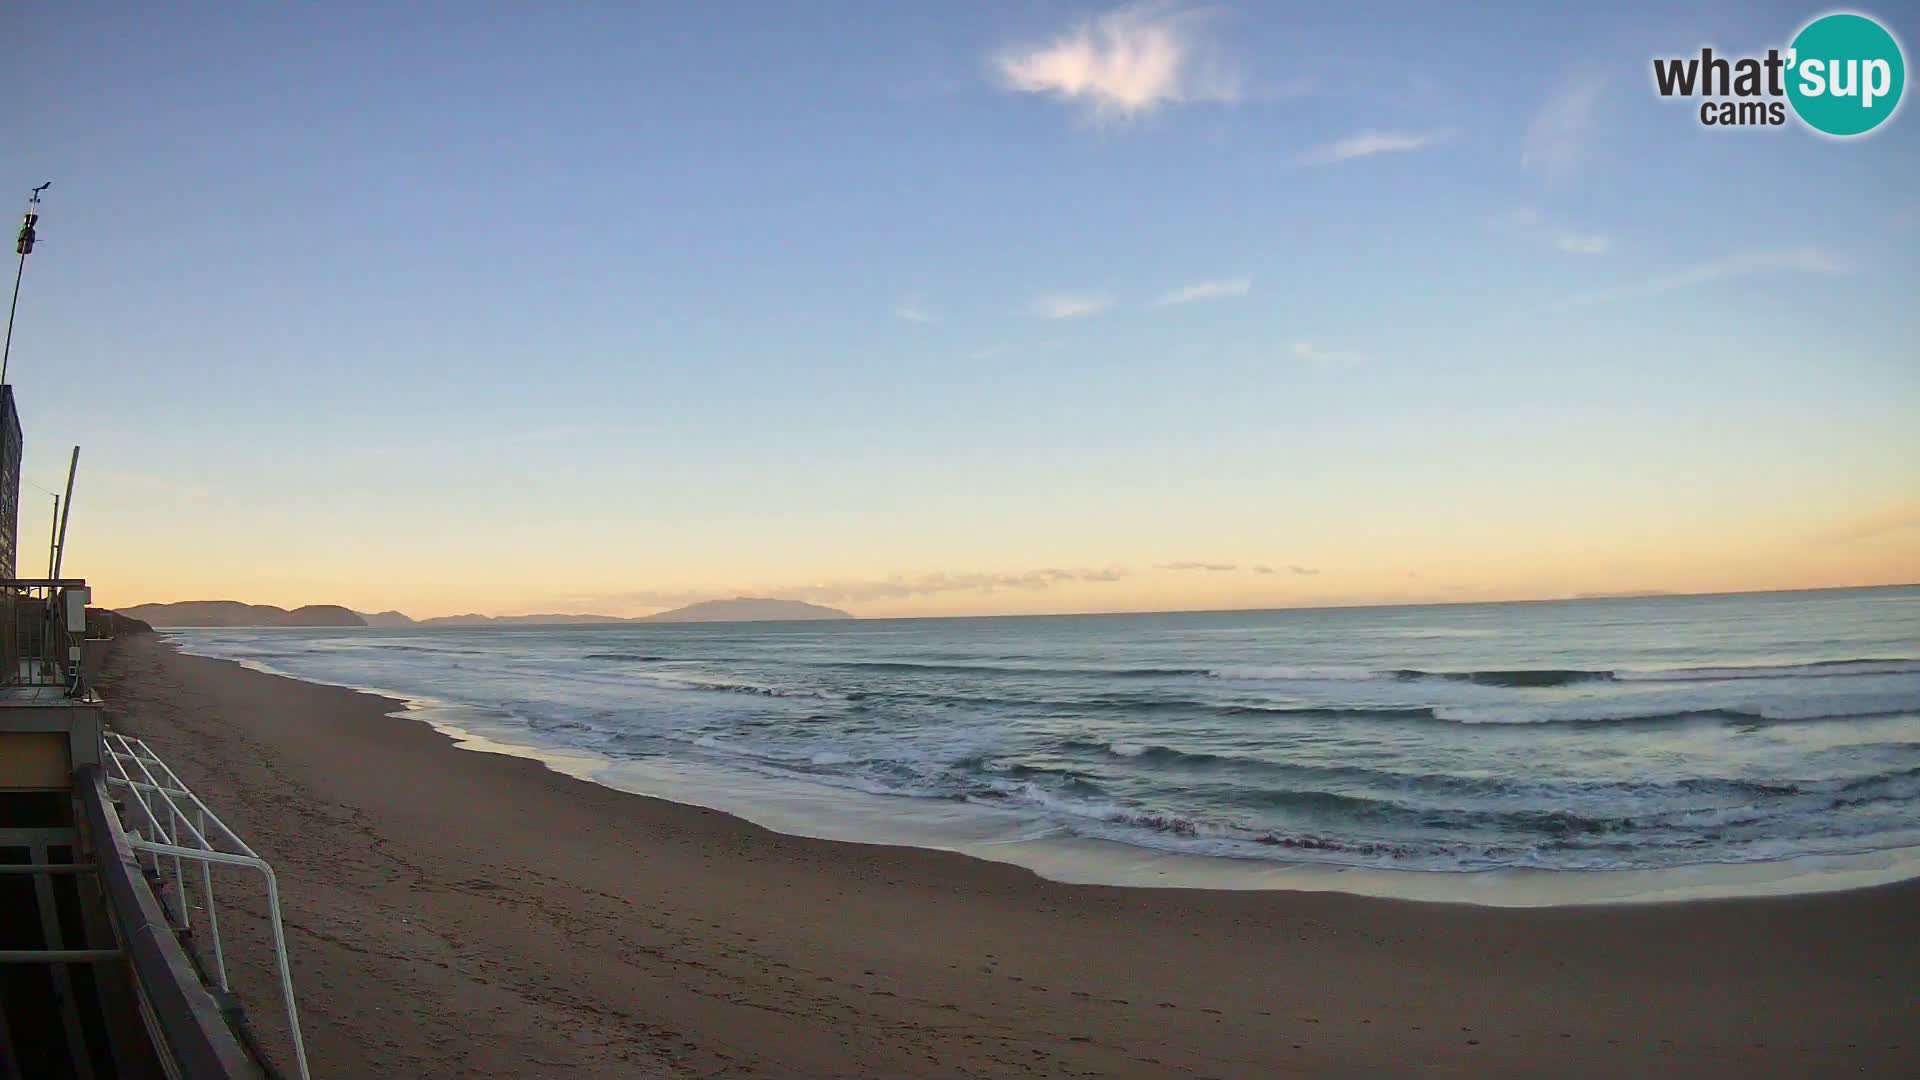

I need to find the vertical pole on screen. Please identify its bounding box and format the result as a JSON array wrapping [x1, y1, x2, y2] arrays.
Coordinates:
[[47, 494, 59, 578], [1, 249, 25, 386], [198, 804, 227, 990], [3, 183, 48, 387], [30, 838, 99, 1080], [52, 446, 78, 579]]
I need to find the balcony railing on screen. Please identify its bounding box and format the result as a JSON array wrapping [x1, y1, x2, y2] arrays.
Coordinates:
[[1, 577, 90, 691], [103, 729, 310, 1079]]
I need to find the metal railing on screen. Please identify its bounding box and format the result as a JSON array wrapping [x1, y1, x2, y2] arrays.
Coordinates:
[[102, 729, 310, 1080], [1, 577, 90, 690]]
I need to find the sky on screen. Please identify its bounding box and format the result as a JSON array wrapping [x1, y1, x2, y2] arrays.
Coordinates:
[[4, 1, 1916, 618]]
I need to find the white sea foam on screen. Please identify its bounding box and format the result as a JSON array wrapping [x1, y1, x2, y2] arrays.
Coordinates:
[[156, 589, 1920, 888], [1207, 666, 1379, 682]]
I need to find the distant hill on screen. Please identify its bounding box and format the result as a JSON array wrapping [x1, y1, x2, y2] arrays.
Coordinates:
[[357, 599, 853, 626], [410, 613, 636, 627], [123, 597, 851, 629], [116, 601, 367, 628], [640, 598, 851, 623]]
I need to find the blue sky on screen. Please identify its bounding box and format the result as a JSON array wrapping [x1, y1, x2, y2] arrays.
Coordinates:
[[6, 1, 1917, 616]]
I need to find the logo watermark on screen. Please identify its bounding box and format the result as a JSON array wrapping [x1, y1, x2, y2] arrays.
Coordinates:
[[1652, 11, 1905, 136]]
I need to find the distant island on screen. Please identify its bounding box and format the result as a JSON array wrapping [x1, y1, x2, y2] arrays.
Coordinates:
[[639, 598, 851, 623], [116, 601, 369, 627], [116, 597, 853, 627]]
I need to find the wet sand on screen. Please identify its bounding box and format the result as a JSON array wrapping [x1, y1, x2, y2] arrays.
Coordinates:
[[93, 635, 1917, 1078]]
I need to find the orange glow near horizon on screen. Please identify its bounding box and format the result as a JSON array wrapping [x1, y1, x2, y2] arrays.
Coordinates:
[[61, 495, 1919, 621]]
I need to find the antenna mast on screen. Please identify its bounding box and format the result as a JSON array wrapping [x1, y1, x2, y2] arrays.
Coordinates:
[[2, 182, 50, 387], [46, 493, 58, 578], [51, 446, 78, 580]]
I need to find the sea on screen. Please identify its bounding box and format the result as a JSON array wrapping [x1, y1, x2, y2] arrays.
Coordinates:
[[167, 586, 1920, 902]]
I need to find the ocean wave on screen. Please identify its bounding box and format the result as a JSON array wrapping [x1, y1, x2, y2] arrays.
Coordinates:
[[639, 675, 832, 699], [1399, 668, 1612, 688], [370, 643, 484, 655], [1431, 705, 1918, 727], [1207, 665, 1611, 687], [830, 660, 1211, 678], [1227, 701, 1919, 726], [1207, 657, 1920, 688], [969, 781, 1426, 858], [1616, 658, 1920, 682], [1053, 739, 1825, 798], [1207, 666, 1382, 682], [987, 773, 1912, 847], [584, 652, 672, 662]]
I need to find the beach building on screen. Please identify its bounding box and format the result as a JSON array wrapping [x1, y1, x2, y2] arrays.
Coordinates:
[[0, 378, 304, 1077]]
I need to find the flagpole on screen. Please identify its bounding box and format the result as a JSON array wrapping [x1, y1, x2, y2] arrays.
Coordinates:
[[2, 182, 51, 387]]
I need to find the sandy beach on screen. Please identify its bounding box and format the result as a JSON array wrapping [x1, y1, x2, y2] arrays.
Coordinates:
[[91, 635, 1916, 1078]]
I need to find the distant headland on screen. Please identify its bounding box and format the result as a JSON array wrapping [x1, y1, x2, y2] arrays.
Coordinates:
[[115, 597, 854, 628]]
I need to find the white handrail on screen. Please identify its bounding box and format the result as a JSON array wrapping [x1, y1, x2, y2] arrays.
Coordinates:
[[102, 729, 311, 1080]]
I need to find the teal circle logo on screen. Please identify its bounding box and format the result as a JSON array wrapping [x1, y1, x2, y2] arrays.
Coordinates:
[[1786, 13, 1905, 136]]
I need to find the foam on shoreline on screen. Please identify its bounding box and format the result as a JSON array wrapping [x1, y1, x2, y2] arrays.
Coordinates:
[[392, 691, 1920, 907]]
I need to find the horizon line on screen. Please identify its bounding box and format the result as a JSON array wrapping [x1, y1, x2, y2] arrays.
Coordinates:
[[117, 581, 1919, 626]]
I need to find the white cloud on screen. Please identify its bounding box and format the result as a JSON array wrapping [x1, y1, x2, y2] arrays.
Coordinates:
[[570, 567, 1134, 612], [894, 297, 933, 323], [1556, 247, 1846, 308], [1164, 560, 1319, 576], [1553, 231, 1612, 256], [994, 3, 1241, 119], [1032, 292, 1114, 320], [779, 567, 1131, 604], [1523, 75, 1604, 178], [1153, 275, 1251, 307], [1291, 341, 1368, 366], [1500, 206, 1612, 256], [1299, 130, 1441, 165]]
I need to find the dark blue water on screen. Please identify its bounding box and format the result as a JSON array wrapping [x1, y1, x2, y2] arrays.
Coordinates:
[[172, 587, 1920, 874]]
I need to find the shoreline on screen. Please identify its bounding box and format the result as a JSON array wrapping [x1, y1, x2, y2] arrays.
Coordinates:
[[195, 637, 1920, 908], [94, 634, 1919, 1077]]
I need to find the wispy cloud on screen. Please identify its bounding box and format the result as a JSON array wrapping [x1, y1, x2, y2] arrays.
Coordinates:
[[1299, 129, 1442, 165], [1523, 75, 1604, 179], [1553, 231, 1612, 255], [994, 3, 1241, 120], [777, 567, 1131, 604], [1032, 292, 1114, 320], [1501, 207, 1612, 256], [1291, 341, 1368, 366], [1153, 275, 1251, 307], [1158, 561, 1238, 572], [1810, 503, 1920, 547], [1555, 247, 1846, 309], [894, 296, 933, 323], [567, 567, 1135, 613]]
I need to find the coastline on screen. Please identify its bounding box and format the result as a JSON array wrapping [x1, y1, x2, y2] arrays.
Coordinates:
[[93, 634, 1918, 1077], [195, 635, 1920, 908]]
